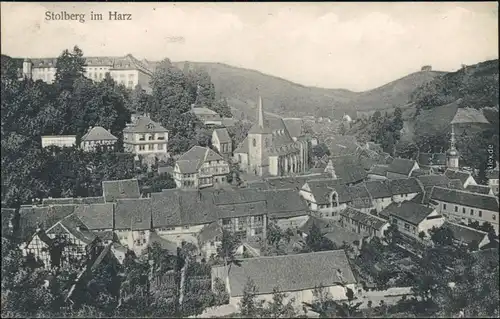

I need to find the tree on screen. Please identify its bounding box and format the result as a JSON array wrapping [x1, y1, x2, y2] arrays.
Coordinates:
[[213, 97, 232, 118], [239, 278, 264, 317], [418, 231, 426, 241], [262, 286, 296, 318], [429, 226, 454, 247], [217, 230, 242, 296], [383, 223, 399, 246], [303, 285, 362, 318], [312, 143, 330, 160], [55, 45, 86, 91], [304, 223, 335, 252]]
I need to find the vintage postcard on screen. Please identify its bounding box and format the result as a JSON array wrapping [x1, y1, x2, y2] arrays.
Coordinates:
[[1, 2, 499, 318]]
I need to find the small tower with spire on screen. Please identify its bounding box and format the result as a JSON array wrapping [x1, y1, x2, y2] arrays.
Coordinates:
[[247, 96, 272, 176], [446, 123, 459, 170]]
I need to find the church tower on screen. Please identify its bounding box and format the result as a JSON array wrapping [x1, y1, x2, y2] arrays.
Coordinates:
[[446, 123, 459, 170], [247, 96, 272, 176]]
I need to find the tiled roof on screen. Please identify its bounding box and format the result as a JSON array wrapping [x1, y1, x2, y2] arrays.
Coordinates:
[[192, 107, 219, 116], [18, 204, 78, 241], [444, 169, 472, 186], [444, 221, 488, 245], [329, 157, 367, 184], [214, 128, 231, 144], [384, 201, 436, 226], [368, 164, 389, 177], [430, 187, 499, 212], [387, 158, 417, 176], [81, 126, 117, 141], [57, 214, 98, 245], [418, 153, 447, 166], [264, 189, 309, 219], [151, 191, 181, 228], [410, 168, 432, 178], [448, 179, 464, 190], [114, 198, 152, 230], [41, 197, 105, 206], [389, 178, 423, 195], [197, 221, 223, 246], [323, 225, 364, 247], [340, 207, 388, 230], [417, 175, 450, 188], [348, 184, 371, 200], [102, 179, 140, 203], [364, 180, 392, 199], [234, 136, 249, 154], [305, 179, 344, 205], [212, 188, 266, 205], [465, 184, 493, 195], [176, 146, 224, 173], [74, 203, 114, 230], [212, 250, 356, 297], [282, 118, 305, 138], [123, 115, 167, 133]]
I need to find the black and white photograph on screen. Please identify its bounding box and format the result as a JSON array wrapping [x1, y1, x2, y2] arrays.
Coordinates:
[[1, 1, 499, 318]]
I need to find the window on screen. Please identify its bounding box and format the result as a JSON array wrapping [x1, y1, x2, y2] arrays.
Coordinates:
[[493, 214, 497, 221], [139, 145, 145, 151], [455, 206, 458, 212], [253, 139, 256, 147], [148, 145, 153, 150], [183, 226, 190, 229], [158, 144, 164, 150], [443, 204, 447, 210], [479, 211, 482, 217], [470, 209, 474, 216], [462, 208, 466, 214], [139, 134, 145, 141]]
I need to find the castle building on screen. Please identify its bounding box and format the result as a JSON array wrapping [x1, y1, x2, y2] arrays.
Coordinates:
[[233, 97, 309, 177], [21, 54, 153, 91]]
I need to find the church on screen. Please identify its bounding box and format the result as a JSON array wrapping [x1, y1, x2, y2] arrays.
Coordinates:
[[233, 97, 309, 176]]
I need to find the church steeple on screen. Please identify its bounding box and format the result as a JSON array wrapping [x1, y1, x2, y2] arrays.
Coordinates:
[[446, 123, 459, 169], [257, 96, 265, 128], [248, 96, 272, 134]]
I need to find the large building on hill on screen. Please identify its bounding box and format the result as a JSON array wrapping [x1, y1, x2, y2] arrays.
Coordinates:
[[233, 97, 309, 177], [20, 54, 153, 91]]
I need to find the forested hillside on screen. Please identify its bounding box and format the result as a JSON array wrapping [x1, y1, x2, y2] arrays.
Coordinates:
[[173, 61, 444, 120]]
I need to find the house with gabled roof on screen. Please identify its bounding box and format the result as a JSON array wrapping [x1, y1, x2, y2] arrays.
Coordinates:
[[192, 107, 223, 126], [114, 198, 153, 255], [263, 189, 310, 230], [211, 250, 357, 309], [339, 207, 389, 239], [80, 126, 118, 152], [383, 201, 445, 240], [386, 158, 419, 180], [123, 114, 169, 164], [430, 186, 499, 235], [389, 178, 423, 203], [444, 169, 477, 188], [364, 180, 393, 212], [444, 221, 490, 250], [486, 165, 499, 195], [299, 178, 348, 219], [21, 213, 105, 269], [211, 128, 232, 156], [367, 164, 389, 180], [174, 146, 230, 189]]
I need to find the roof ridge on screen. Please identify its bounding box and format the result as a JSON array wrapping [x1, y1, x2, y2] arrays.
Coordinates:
[[446, 221, 488, 234]]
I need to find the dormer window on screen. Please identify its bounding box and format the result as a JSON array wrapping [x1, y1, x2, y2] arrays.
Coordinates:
[[147, 123, 154, 130], [135, 216, 142, 223]]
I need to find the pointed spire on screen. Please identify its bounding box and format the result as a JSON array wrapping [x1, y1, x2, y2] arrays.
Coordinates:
[[257, 96, 265, 127], [450, 123, 456, 150]]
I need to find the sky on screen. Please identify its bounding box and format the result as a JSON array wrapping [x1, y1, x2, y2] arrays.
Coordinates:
[[1, 2, 498, 91]]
